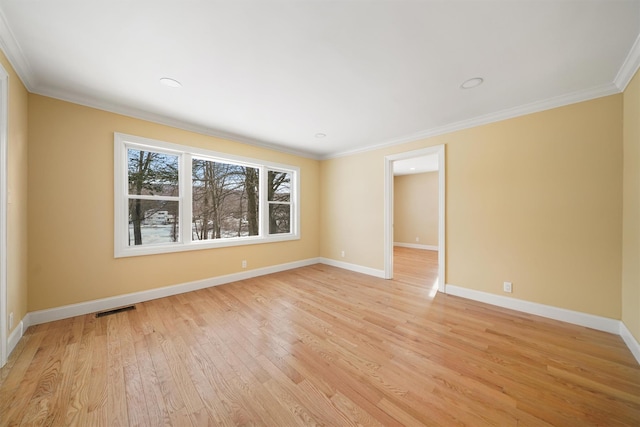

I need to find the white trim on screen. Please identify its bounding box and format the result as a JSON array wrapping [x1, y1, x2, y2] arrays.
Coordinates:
[[38, 87, 319, 160], [27, 258, 320, 326], [29, 79, 622, 163], [444, 284, 620, 334], [384, 157, 394, 279], [614, 32, 640, 91], [620, 322, 640, 365], [437, 146, 446, 287], [182, 154, 193, 245], [394, 242, 438, 251], [325, 83, 619, 160], [7, 319, 23, 357], [319, 258, 386, 279], [0, 8, 35, 91], [0, 63, 7, 367], [385, 146, 445, 292]]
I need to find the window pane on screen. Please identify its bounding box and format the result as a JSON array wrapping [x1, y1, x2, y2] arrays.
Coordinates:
[[128, 199, 179, 246], [128, 149, 179, 196], [269, 203, 290, 234], [192, 159, 259, 240], [268, 170, 290, 202]]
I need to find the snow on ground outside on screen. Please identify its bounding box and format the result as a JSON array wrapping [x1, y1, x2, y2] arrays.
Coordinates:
[[129, 225, 249, 246]]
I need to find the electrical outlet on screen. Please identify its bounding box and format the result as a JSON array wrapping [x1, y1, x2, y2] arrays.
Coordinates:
[[341, 250, 345, 258], [415, 237, 420, 242], [503, 282, 512, 293], [9, 312, 13, 330], [241, 260, 247, 269]]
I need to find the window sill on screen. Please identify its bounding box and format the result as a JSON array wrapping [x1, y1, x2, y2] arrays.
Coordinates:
[[114, 233, 300, 258]]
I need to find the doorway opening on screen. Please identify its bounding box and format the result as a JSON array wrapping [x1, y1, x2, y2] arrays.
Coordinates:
[[384, 146, 445, 295]]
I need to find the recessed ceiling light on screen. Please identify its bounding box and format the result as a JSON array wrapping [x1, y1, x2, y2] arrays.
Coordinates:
[[160, 77, 182, 88], [460, 77, 484, 89], [315, 133, 326, 138], [410, 167, 416, 170]]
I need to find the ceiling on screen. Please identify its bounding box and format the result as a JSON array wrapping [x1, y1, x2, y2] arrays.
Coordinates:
[[1, 1, 639, 160], [393, 155, 438, 176]]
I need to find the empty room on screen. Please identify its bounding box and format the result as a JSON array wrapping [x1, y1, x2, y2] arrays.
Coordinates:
[[0, 1, 639, 425]]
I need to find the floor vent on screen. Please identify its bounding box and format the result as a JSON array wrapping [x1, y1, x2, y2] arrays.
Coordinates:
[[95, 305, 136, 318]]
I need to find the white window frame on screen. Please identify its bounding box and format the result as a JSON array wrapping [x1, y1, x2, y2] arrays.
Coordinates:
[[266, 167, 294, 235], [114, 133, 300, 258]]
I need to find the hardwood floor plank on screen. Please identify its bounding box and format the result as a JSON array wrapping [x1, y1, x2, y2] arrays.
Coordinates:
[[7, 319, 75, 425], [142, 303, 195, 427], [63, 320, 93, 426], [329, 391, 387, 427], [82, 333, 108, 426], [376, 397, 437, 427], [181, 299, 282, 426], [2, 248, 639, 426], [106, 314, 131, 427], [256, 354, 329, 426], [296, 379, 356, 427], [128, 305, 173, 426], [168, 301, 252, 426], [0, 330, 44, 414], [43, 340, 80, 427]]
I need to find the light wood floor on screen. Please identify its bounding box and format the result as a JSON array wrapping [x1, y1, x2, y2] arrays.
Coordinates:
[[1, 247, 639, 426]]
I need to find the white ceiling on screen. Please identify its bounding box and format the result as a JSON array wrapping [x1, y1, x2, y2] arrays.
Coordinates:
[[1, 1, 639, 159], [393, 155, 438, 176]]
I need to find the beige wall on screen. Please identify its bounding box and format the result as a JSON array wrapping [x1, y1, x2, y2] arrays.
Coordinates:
[[321, 95, 623, 319], [27, 95, 320, 311], [446, 96, 622, 318], [394, 172, 438, 246], [1, 50, 29, 336], [623, 70, 640, 341], [320, 149, 385, 268]]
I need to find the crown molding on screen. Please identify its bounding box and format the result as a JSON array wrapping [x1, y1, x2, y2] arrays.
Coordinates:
[[33, 86, 321, 160], [614, 32, 640, 91], [0, 7, 36, 91], [30, 80, 621, 163], [323, 82, 621, 160]]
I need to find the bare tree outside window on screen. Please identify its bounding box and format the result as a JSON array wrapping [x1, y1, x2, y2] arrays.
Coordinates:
[[127, 149, 179, 246], [268, 170, 291, 234], [244, 167, 259, 236], [192, 159, 259, 240]]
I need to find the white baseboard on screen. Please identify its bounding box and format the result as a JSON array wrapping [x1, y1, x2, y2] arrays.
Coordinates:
[[394, 242, 438, 251], [14, 260, 638, 366], [620, 322, 640, 365], [319, 257, 386, 278], [444, 284, 621, 334], [27, 258, 321, 326], [22, 256, 384, 329], [7, 319, 24, 357], [445, 284, 640, 365]]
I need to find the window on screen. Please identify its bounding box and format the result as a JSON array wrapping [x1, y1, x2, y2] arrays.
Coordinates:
[[191, 159, 259, 240], [268, 170, 291, 234], [127, 148, 180, 246], [114, 133, 299, 257]]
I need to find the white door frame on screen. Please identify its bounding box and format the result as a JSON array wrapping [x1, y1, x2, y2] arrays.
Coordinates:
[[384, 145, 446, 292], [0, 63, 8, 367]]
